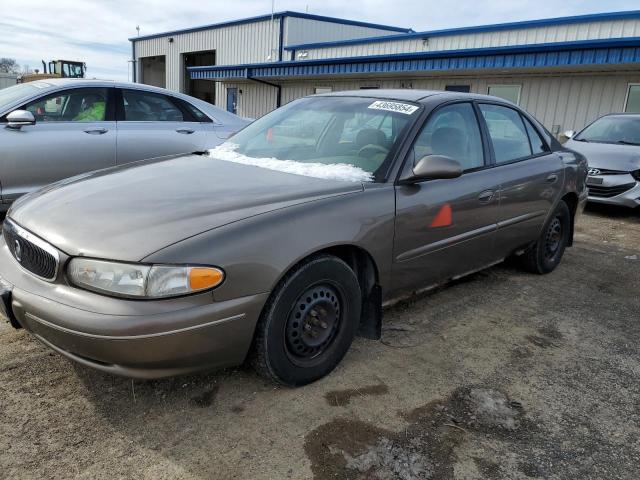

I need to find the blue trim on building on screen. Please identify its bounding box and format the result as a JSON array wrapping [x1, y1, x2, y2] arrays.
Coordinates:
[[188, 37, 640, 80], [129, 11, 411, 43], [284, 10, 640, 51]]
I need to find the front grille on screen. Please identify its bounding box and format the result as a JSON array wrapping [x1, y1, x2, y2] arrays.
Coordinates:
[[2, 220, 59, 281], [588, 182, 637, 198]]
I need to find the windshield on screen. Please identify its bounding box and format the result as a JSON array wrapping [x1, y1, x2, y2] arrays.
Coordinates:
[[575, 116, 640, 145], [209, 96, 421, 182], [0, 83, 46, 111]]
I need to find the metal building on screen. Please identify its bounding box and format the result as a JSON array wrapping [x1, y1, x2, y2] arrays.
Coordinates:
[[0, 74, 18, 90], [131, 10, 640, 134]]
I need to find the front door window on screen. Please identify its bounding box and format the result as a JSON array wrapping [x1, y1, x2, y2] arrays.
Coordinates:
[[23, 88, 108, 122]]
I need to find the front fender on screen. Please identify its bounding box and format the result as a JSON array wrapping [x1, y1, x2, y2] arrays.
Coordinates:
[[143, 184, 396, 302]]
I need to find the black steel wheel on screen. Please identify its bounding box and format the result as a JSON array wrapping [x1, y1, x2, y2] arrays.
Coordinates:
[[521, 200, 571, 274], [544, 217, 563, 261], [250, 254, 361, 386], [285, 284, 342, 363]]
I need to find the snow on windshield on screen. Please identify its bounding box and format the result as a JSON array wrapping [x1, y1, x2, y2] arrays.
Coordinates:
[[209, 143, 374, 183]]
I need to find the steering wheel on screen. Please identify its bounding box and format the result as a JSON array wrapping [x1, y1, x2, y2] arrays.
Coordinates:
[[357, 143, 389, 158]]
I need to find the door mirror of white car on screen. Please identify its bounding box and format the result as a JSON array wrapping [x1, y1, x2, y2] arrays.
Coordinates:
[[563, 130, 576, 139], [6, 110, 36, 129], [403, 155, 463, 183]]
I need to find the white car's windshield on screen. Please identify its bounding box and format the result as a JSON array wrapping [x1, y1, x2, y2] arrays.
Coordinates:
[[210, 96, 421, 182], [575, 116, 640, 145], [0, 83, 47, 112]]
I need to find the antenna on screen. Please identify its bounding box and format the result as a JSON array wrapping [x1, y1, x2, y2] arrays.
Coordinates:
[[136, 25, 140, 37]]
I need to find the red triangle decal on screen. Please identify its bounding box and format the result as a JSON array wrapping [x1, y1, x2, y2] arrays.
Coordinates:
[[430, 203, 453, 228]]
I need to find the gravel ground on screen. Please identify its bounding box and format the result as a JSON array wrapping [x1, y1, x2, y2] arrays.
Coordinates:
[[0, 204, 639, 480]]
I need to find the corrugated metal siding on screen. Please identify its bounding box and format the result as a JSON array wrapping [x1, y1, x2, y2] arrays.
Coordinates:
[[0, 74, 18, 89], [135, 18, 281, 91], [284, 17, 403, 47], [134, 15, 404, 99], [217, 82, 276, 119], [190, 40, 640, 80], [270, 72, 640, 132], [300, 19, 640, 59]]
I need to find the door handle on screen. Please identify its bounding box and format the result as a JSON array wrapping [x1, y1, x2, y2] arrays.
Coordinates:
[[84, 128, 108, 135], [176, 129, 195, 134], [478, 190, 495, 204], [546, 173, 559, 183]]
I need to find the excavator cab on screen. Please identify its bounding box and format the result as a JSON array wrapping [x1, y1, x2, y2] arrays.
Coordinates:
[[46, 60, 86, 78]]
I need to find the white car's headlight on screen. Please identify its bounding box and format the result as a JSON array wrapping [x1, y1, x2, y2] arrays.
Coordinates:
[[67, 258, 224, 298]]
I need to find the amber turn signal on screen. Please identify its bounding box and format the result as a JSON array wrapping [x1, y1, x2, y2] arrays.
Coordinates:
[[189, 267, 225, 290]]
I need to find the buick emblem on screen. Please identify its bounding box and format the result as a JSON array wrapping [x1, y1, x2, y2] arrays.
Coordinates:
[[588, 168, 601, 176], [14, 240, 22, 263]]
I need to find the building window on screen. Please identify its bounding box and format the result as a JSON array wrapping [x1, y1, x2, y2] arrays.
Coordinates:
[[488, 85, 521, 105], [314, 87, 332, 94], [625, 84, 640, 113], [445, 85, 471, 93], [359, 85, 380, 90]]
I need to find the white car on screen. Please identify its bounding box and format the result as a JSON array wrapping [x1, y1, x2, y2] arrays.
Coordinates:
[[565, 114, 640, 208], [0, 79, 250, 212]]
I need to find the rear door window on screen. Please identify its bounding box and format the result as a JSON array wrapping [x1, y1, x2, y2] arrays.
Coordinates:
[[176, 98, 213, 123], [522, 116, 548, 155], [121, 90, 184, 122], [479, 104, 532, 164]]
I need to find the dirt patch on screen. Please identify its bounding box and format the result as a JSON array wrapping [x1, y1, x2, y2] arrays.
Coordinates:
[[189, 386, 219, 408], [306, 387, 528, 480], [325, 384, 389, 407], [527, 326, 564, 349]]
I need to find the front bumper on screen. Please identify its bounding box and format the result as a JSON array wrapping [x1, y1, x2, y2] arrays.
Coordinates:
[[0, 234, 268, 379], [587, 174, 640, 208]]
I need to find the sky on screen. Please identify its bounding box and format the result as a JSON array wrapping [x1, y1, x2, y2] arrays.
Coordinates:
[[1, 0, 639, 81]]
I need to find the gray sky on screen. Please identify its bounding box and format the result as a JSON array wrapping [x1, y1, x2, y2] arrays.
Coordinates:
[[1, 0, 639, 81]]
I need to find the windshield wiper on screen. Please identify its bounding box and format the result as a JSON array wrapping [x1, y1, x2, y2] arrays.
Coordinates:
[[614, 140, 640, 146], [573, 138, 588, 142]]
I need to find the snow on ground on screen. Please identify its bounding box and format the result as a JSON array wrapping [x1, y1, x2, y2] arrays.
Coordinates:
[[209, 144, 374, 183]]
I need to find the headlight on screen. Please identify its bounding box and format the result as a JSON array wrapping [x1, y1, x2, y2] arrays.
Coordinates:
[[67, 258, 224, 298]]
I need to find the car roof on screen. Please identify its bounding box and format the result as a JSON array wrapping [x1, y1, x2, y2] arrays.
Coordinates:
[[316, 88, 516, 105], [601, 113, 640, 119], [24, 78, 175, 94]]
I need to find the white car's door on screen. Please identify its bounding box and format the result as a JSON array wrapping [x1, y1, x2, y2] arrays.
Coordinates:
[[115, 88, 210, 164], [0, 87, 117, 204]]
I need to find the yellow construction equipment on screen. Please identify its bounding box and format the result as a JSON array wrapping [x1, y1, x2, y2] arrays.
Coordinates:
[[20, 60, 86, 83]]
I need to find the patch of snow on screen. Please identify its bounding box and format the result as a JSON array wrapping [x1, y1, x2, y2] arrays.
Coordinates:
[[209, 143, 373, 183]]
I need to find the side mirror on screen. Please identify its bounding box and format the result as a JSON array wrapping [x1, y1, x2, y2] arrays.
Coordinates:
[[401, 155, 463, 183], [6, 110, 36, 129], [563, 130, 576, 139]]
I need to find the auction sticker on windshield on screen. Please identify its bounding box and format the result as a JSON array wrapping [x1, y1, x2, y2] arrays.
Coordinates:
[[368, 101, 419, 115]]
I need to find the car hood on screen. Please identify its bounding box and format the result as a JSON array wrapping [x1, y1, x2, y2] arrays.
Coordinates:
[[8, 154, 363, 261], [565, 140, 640, 171]]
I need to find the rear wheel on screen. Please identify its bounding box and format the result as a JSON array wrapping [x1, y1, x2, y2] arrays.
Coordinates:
[[521, 200, 571, 274], [250, 254, 361, 386]]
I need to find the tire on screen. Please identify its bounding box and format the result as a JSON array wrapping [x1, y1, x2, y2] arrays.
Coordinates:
[[521, 200, 571, 274], [250, 254, 361, 386]]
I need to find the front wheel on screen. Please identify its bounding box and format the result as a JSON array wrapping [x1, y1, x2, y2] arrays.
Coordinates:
[[250, 255, 361, 386], [521, 200, 571, 274]]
